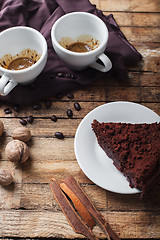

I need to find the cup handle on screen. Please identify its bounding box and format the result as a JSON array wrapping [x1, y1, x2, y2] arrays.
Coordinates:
[[89, 53, 112, 72], [0, 74, 17, 96]]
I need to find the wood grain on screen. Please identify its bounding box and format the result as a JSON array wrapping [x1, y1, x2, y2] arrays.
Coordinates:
[[103, 12, 160, 27], [0, 210, 159, 238], [1, 182, 160, 212], [0, 0, 160, 239], [96, 0, 160, 12]]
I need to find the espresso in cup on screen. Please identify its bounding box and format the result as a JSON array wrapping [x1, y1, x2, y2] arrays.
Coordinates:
[[51, 12, 112, 71], [0, 48, 41, 71], [59, 35, 100, 53], [67, 42, 92, 53], [0, 26, 47, 96]]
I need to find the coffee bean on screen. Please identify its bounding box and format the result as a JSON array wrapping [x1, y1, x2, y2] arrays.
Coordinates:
[[45, 100, 52, 109], [57, 72, 65, 78], [33, 103, 41, 110], [74, 102, 81, 111], [4, 108, 12, 114], [67, 109, 73, 118], [13, 104, 20, 112], [65, 73, 72, 79], [70, 73, 76, 79], [55, 132, 64, 139], [27, 115, 34, 124], [67, 92, 74, 99], [51, 115, 57, 122], [57, 72, 76, 79], [19, 118, 27, 126], [65, 73, 76, 79]]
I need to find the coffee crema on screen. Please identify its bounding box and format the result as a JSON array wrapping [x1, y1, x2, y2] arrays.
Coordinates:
[[8, 57, 35, 70], [67, 42, 92, 53], [0, 48, 41, 71], [59, 35, 100, 53]]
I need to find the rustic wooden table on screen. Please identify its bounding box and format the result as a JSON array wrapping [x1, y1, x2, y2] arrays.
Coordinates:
[[0, 0, 160, 239]]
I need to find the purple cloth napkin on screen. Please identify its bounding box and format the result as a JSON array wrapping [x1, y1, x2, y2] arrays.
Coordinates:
[[0, 0, 142, 105]]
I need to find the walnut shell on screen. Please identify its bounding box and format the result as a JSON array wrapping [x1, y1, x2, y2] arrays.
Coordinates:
[[0, 169, 13, 186], [0, 120, 4, 136], [12, 127, 31, 142], [5, 140, 29, 163]]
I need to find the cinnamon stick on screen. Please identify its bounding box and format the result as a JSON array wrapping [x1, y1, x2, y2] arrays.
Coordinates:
[[50, 178, 98, 240], [61, 175, 120, 240], [60, 182, 96, 229]]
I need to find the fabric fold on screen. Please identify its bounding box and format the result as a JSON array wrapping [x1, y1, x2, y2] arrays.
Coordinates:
[[0, 0, 142, 105], [56, 0, 95, 13]]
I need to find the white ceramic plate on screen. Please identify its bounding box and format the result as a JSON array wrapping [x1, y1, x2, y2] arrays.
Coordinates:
[[74, 101, 160, 194]]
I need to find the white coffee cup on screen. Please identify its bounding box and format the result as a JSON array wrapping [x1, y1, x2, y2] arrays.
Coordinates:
[[51, 12, 112, 72], [0, 26, 48, 96]]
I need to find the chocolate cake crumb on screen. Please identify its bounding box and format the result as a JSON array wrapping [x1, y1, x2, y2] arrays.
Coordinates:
[[92, 120, 160, 197]]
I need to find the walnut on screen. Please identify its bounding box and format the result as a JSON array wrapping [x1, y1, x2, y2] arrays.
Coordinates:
[[12, 127, 31, 142], [0, 169, 13, 186], [5, 140, 29, 163], [0, 120, 4, 136]]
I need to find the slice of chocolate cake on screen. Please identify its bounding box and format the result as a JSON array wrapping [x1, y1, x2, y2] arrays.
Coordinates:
[[92, 120, 160, 197]]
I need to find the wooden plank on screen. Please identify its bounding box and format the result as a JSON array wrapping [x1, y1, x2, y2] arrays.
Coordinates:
[[97, 0, 160, 12], [0, 159, 89, 183], [0, 102, 159, 141], [1, 118, 83, 137], [0, 210, 159, 238], [0, 160, 22, 184], [105, 185, 160, 212], [90, 0, 101, 9], [21, 160, 86, 184], [103, 12, 160, 27], [0, 84, 159, 120], [1, 103, 159, 141], [98, 72, 160, 87], [139, 72, 160, 87], [0, 87, 146, 118], [137, 47, 160, 72], [0, 86, 143, 117], [0, 72, 158, 105], [141, 87, 160, 102], [104, 86, 141, 102], [0, 183, 21, 211], [0, 137, 76, 162], [1, 182, 158, 212], [0, 118, 82, 138], [120, 27, 160, 43], [0, 183, 107, 211], [0, 101, 104, 118]]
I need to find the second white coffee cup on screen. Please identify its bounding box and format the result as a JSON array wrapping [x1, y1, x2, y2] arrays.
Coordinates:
[[0, 26, 48, 96], [51, 12, 112, 72]]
